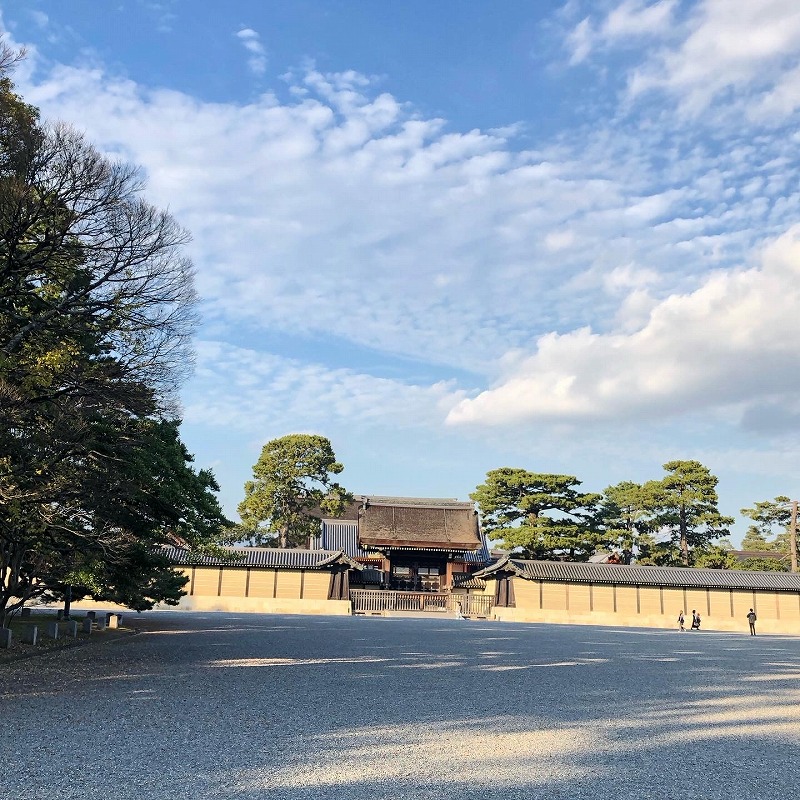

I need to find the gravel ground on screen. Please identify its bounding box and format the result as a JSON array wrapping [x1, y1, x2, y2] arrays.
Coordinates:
[[2, 612, 800, 799]]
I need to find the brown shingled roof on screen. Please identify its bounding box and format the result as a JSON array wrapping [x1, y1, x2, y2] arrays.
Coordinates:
[[358, 501, 481, 551]]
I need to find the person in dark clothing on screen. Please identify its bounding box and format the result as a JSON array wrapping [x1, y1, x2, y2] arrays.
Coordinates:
[[690, 610, 701, 630], [747, 608, 757, 635]]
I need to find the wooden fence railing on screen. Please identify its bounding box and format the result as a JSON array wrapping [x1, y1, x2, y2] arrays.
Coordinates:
[[350, 590, 492, 618]]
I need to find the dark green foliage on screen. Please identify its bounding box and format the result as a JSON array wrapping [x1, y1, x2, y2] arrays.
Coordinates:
[[643, 460, 733, 566], [238, 434, 352, 548], [732, 557, 789, 572], [79, 547, 190, 612], [0, 54, 228, 622], [597, 481, 655, 562], [693, 545, 737, 569], [740, 527, 773, 551], [471, 468, 602, 560], [740, 497, 794, 556]]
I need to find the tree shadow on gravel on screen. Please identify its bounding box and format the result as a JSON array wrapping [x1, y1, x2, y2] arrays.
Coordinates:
[[4, 615, 800, 799]]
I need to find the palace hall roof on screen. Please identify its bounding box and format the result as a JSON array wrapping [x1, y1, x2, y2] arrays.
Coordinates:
[[357, 499, 482, 551]]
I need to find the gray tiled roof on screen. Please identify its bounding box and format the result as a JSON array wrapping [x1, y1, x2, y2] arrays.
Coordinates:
[[461, 536, 491, 565], [162, 546, 362, 570], [451, 574, 487, 590], [475, 557, 800, 592], [317, 520, 373, 558]]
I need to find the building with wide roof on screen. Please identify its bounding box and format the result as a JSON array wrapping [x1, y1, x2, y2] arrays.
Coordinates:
[[313, 496, 490, 592]]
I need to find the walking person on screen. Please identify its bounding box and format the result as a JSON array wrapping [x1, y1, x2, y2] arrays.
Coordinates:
[[690, 610, 701, 630], [747, 608, 757, 636], [677, 610, 685, 631]]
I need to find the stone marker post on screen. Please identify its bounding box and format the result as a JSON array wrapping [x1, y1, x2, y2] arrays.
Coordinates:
[[107, 614, 119, 629], [56, 609, 64, 621], [86, 611, 96, 620], [0, 628, 11, 649], [23, 626, 38, 645], [96, 617, 106, 631], [20, 608, 31, 618], [46, 621, 59, 640], [82, 618, 92, 634], [67, 620, 79, 638]]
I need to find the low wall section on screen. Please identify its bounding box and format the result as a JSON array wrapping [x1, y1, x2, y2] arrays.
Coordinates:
[[490, 579, 800, 634], [176, 565, 351, 615]]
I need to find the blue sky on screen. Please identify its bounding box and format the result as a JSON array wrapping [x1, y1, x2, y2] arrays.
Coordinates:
[[6, 0, 800, 544]]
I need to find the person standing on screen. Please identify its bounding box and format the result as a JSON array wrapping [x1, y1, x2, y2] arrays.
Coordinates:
[[747, 608, 757, 636], [691, 610, 701, 630], [677, 611, 685, 631]]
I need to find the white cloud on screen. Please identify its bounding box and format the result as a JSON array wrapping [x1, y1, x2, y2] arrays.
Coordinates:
[[628, 0, 800, 118], [750, 62, 800, 121], [603, 263, 660, 293], [567, 18, 594, 65], [184, 341, 466, 433], [30, 11, 49, 28], [14, 29, 800, 436], [565, 0, 677, 64], [236, 27, 267, 76], [544, 229, 575, 252], [144, 2, 178, 33], [602, 0, 677, 38], [447, 226, 800, 426]]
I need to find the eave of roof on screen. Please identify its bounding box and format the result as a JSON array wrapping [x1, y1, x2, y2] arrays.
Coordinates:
[[474, 556, 800, 592], [451, 575, 487, 590], [359, 540, 482, 551], [361, 496, 474, 510], [162, 546, 363, 570]]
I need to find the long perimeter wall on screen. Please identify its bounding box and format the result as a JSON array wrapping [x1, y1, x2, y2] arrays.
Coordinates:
[[172, 566, 352, 616], [489, 579, 800, 634]]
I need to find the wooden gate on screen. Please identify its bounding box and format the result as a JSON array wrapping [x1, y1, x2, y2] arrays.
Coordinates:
[[350, 590, 492, 618]]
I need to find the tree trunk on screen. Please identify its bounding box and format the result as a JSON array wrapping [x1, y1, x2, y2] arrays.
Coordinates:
[[63, 584, 72, 620], [680, 506, 689, 566]]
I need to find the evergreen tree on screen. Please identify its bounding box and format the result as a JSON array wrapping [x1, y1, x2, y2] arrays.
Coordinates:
[[598, 481, 654, 562], [471, 468, 602, 560], [644, 460, 733, 566], [238, 434, 352, 548], [740, 496, 792, 553]]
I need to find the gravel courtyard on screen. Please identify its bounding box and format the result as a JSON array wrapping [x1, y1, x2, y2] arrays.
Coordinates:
[[2, 612, 800, 799]]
